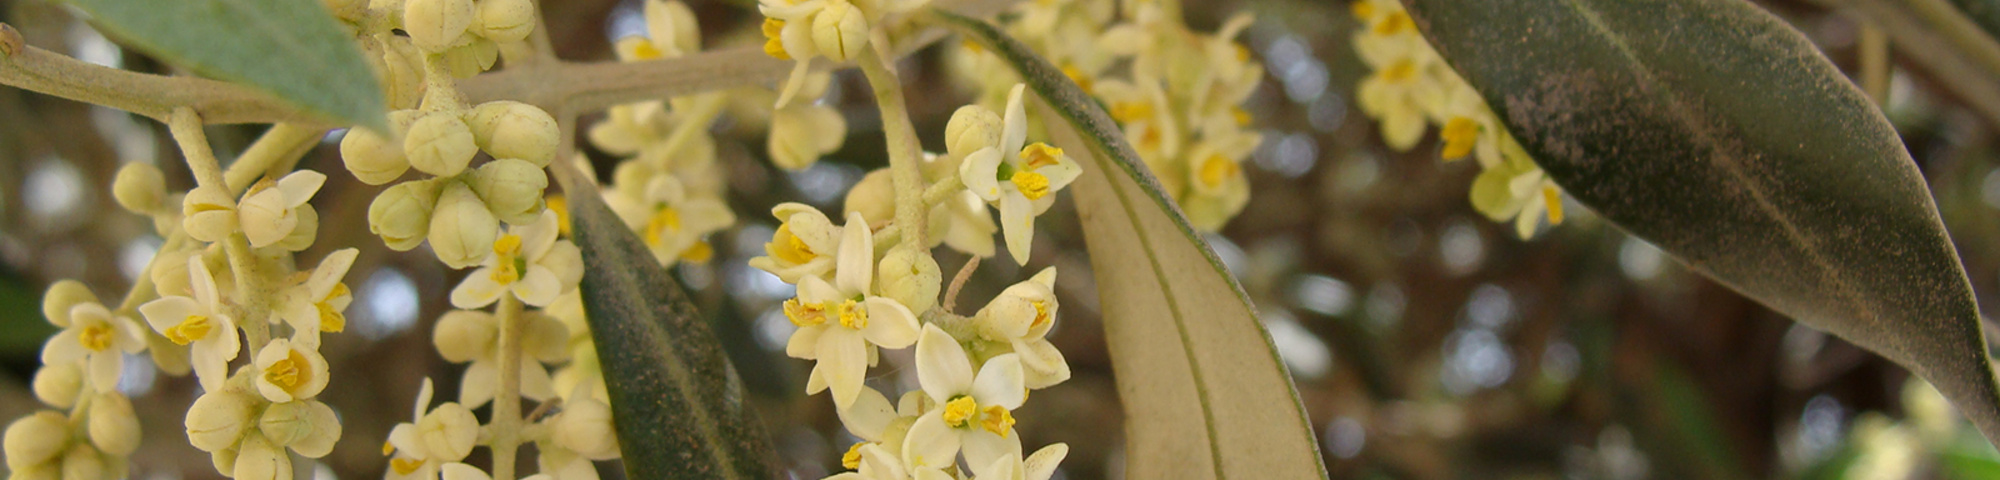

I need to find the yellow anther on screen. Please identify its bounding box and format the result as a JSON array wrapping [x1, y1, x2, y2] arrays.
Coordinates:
[[490, 234, 524, 284], [1111, 102, 1154, 123], [1198, 155, 1240, 188], [1061, 64, 1093, 93], [391, 458, 425, 475], [264, 349, 308, 392], [1232, 107, 1252, 127], [942, 396, 978, 428], [1441, 117, 1480, 160], [546, 195, 572, 236], [166, 315, 213, 345], [768, 224, 817, 265], [1234, 44, 1251, 62], [630, 41, 665, 60], [835, 299, 868, 329], [382, 441, 395, 456], [762, 19, 791, 60], [1542, 185, 1565, 225], [645, 206, 683, 247], [1350, 0, 1376, 19], [979, 405, 1016, 437], [1030, 300, 1053, 330], [784, 299, 826, 327], [1011, 171, 1051, 200], [962, 39, 984, 54], [79, 324, 113, 352], [1019, 143, 1064, 170], [493, 233, 522, 256], [318, 302, 346, 333], [680, 241, 715, 263], [1373, 11, 1413, 35], [1382, 59, 1418, 83], [841, 442, 868, 469]]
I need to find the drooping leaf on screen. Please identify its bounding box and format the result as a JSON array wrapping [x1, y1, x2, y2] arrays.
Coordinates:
[[65, 0, 385, 129], [553, 170, 778, 479], [1404, 0, 2000, 443], [931, 11, 1329, 479]]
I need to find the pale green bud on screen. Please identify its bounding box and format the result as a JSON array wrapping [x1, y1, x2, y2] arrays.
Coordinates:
[[404, 0, 475, 51], [341, 110, 421, 185], [369, 179, 442, 251], [432, 310, 497, 363], [86, 393, 140, 456], [768, 104, 846, 171], [404, 111, 478, 177], [112, 163, 166, 213], [466, 158, 548, 225], [232, 432, 291, 480], [877, 248, 941, 314], [274, 205, 318, 252], [945, 104, 1001, 161], [811, 1, 868, 62], [441, 38, 499, 78], [209, 448, 237, 476], [475, 0, 535, 42], [843, 169, 895, 228], [554, 397, 620, 460], [258, 400, 340, 458], [380, 37, 428, 109], [32, 362, 83, 408], [4, 411, 70, 470], [41, 280, 98, 328], [9, 463, 58, 480], [185, 390, 260, 453], [57, 444, 101, 480], [181, 186, 239, 243], [429, 181, 500, 269], [466, 101, 559, 167]]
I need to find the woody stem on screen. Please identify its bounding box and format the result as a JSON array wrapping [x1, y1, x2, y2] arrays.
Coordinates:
[[491, 294, 527, 480], [856, 47, 929, 252]]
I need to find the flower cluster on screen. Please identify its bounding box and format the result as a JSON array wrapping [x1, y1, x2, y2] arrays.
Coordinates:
[[1349, 0, 1565, 238], [952, 0, 1265, 231], [759, 0, 927, 107], [4, 283, 145, 479]]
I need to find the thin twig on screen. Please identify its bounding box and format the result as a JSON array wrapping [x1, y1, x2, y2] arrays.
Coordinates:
[[1811, 0, 2000, 127], [943, 255, 980, 314], [1859, 23, 1890, 106], [491, 295, 527, 480]]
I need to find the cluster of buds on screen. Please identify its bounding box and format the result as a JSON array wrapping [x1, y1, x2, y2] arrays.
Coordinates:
[[344, 99, 561, 268], [326, 0, 537, 107], [4, 283, 145, 480], [953, 0, 1264, 231], [1348, 0, 1565, 238], [759, 0, 930, 107]]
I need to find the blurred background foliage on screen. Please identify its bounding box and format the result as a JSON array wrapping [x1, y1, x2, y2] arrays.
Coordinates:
[[4, 0, 2000, 478]]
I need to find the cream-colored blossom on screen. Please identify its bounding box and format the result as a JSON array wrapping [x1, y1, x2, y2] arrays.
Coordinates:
[[251, 339, 330, 403], [903, 325, 1026, 470], [605, 175, 734, 266], [139, 256, 240, 392], [386, 379, 481, 480], [278, 248, 358, 346], [43, 301, 145, 392], [784, 212, 922, 409], [749, 202, 845, 283], [235, 171, 327, 248], [451, 210, 582, 308], [958, 84, 1083, 265], [431, 310, 561, 408], [971, 268, 1069, 389]]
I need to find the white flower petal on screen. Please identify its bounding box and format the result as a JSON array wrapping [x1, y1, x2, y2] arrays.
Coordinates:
[[278, 170, 328, 208], [787, 325, 825, 360], [1000, 84, 1028, 153], [451, 271, 508, 309], [901, 411, 962, 470], [837, 387, 897, 442], [916, 324, 974, 402], [87, 348, 122, 391], [961, 148, 1005, 201], [460, 361, 499, 408], [860, 297, 919, 349], [962, 428, 1022, 473], [138, 296, 200, 334], [835, 212, 874, 295], [189, 257, 222, 310], [970, 354, 1026, 410], [512, 267, 562, 307], [999, 193, 1034, 265], [1023, 443, 1069, 480], [817, 327, 868, 409]]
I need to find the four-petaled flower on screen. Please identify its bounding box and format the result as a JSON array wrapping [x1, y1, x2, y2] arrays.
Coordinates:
[[606, 175, 734, 266], [140, 256, 241, 392], [749, 202, 845, 284], [959, 84, 1083, 265], [902, 325, 1027, 470], [45, 301, 146, 392], [386, 379, 482, 480], [971, 268, 1070, 389], [239, 170, 328, 248], [784, 212, 922, 409], [451, 210, 583, 309], [253, 338, 330, 403], [278, 248, 358, 347]]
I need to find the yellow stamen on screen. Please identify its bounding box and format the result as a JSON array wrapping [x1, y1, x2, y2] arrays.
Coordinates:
[[1139, 127, 1163, 151], [381, 441, 395, 456], [841, 442, 868, 469], [942, 396, 978, 428], [1373, 11, 1413, 36], [79, 324, 114, 352], [1061, 64, 1093, 93], [1198, 155, 1240, 188], [1111, 102, 1154, 123], [768, 224, 817, 265], [1232, 107, 1252, 127], [784, 299, 826, 327], [1350, 0, 1376, 19], [630, 41, 664, 60], [391, 458, 425, 475], [1011, 171, 1052, 201], [979, 405, 1016, 437], [1233, 44, 1251, 62], [166, 315, 213, 345], [1019, 143, 1064, 170], [835, 299, 868, 329], [263, 349, 309, 393], [547, 195, 571, 236], [645, 206, 683, 247], [762, 19, 791, 60], [1441, 117, 1480, 161], [962, 39, 984, 55], [320, 283, 350, 333], [680, 241, 715, 263], [1029, 300, 1053, 330], [1382, 59, 1418, 83], [1542, 185, 1565, 225], [490, 234, 523, 284]]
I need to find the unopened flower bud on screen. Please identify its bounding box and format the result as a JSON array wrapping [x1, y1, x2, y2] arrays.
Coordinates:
[[274, 205, 318, 252], [182, 186, 239, 243], [258, 400, 340, 458], [10, 463, 57, 480], [466, 101, 560, 167], [441, 38, 499, 78], [466, 159, 549, 226], [85, 393, 140, 456], [404, 0, 475, 51], [341, 110, 421, 185], [41, 280, 98, 328], [843, 169, 894, 227], [429, 181, 500, 269], [186, 390, 259, 452], [32, 362, 83, 408], [381, 38, 428, 109], [5, 411, 70, 470], [475, 0, 535, 42], [369, 179, 442, 251], [432, 310, 497, 363], [58, 444, 102, 480], [232, 432, 291, 480], [404, 111, 478, 177], [878, 249, 941, 314], [112, 163, 166, 213], [945, 105, 1002, 162], [523, 313, 571, 363], [768, 105, 846, 171], [554, 397, 620, 460], [646, 0, 701, 55], [811, 1, 868, 62], [419, 403, 479, 461]]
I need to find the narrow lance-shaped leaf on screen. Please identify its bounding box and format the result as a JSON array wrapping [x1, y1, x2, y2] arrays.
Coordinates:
[[65, 0, 386, 129], [1404, 0, 2000, 443], [930, 11, 1329, 479], [553, 168, 779, 479]]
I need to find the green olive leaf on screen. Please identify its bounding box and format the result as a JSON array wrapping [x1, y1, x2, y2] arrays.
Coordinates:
[[930, 11, 1329, 479], [65, 0, 386, 129], [553, 169, 779, 479], [1404, 0, 2000, 443]]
